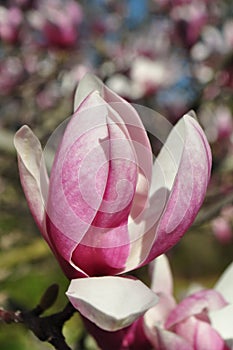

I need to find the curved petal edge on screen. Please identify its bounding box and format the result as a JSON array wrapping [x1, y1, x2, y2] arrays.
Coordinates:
[[66, 276, 158, 331]]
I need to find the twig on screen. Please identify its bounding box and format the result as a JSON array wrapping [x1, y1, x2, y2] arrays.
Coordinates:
[[0, 284, 77, 350], [193, 191, 233, 227]]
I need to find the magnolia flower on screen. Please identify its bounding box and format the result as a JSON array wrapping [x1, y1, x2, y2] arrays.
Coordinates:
[[85, 256, 233, 350], [28, 0, 83, 48], [211, 217, 232, 244], [14, 74, 211, 330], [0, 6, 22, 44], [144, 255, 232, 350], [0, 57, 23, 95], [171, 1, 208, 47]]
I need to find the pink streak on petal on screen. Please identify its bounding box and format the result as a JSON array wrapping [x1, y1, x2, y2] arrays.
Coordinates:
[[72, 238, 130, 276]]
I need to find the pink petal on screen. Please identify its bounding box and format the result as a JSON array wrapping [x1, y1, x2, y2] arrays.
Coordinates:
[[14, 126, 49, 242], [47, 93, 126, 249], [172, 316, 196, 346], [144, 326, 193, 350], [14, 126, 87, 279], [66, 276, 158, 331], [174, 316, 228, 350], [71, 239, 130, 276], [194, 318, 228, 350], [166, 289, 227, 329], [141, 114, 212, 267]]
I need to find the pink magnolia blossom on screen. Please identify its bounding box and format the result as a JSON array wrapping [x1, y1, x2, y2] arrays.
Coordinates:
[[211, 205, 233, 244], [211, 217, 232, 244], [85, 256, 233, 349], [14, 74, 211, 331], [143, 255, 233, 350], [0, 57, 24, 95], [28, 0, 83, 48], [0, 6, 22, 44], [171, 1, 208, 47]]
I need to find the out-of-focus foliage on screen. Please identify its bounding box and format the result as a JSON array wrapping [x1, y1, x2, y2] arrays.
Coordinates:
[[0, 0, 232, 349]]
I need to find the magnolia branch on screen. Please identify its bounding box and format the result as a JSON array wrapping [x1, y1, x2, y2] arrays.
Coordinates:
[[0, 284, 77, 350], [194, 191, 233, 227]]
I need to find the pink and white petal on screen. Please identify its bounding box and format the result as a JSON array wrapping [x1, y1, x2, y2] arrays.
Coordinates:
[[215, 261, 233, 304], [66, 276, 158, 331], [14, 126, 49, 243], [86, 111, 138, 233], [174, 316, 227, 350], [74, 74, 152, 155], [14, 126, 88, 279], [144, 325, 193, 350], [74, 74, 153, 225], [125, 114, 212, 271], [73, 73, 103, 112], [150, 254, 174, 295], [166, 289, 227, 329], [194, 318, 229, 350], [147, 114, 212, 261], [47, 92, 112, 262], [209, 304, 233, 343]]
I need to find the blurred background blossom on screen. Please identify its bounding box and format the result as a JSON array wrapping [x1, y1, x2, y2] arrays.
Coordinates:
[[0, 0, 232, 349]]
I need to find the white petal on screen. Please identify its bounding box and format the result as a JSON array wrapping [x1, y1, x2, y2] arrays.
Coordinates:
[[66, 276, 158, 331], [215, 261, 233, 304], [73, 73, 103, 112], [150, 255, 173, 295], [14, 126, 49, 242], [209, 304, 233, 341]]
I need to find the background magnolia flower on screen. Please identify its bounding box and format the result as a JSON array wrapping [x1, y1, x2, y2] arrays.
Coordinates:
[[28, 0, 83, 48], [14, 74, 211, 331], [0, 6, 22, 44]]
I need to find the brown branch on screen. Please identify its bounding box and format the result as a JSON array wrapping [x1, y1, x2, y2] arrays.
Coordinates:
[[193, 191, 233, 227], [0, 284, 77, 350]]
